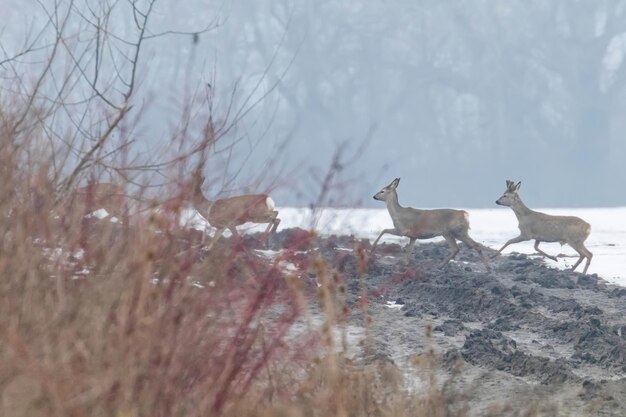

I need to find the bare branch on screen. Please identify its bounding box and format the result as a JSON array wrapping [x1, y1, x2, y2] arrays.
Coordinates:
[[10, 0, 74, 137], [61, 103, 133, 193]]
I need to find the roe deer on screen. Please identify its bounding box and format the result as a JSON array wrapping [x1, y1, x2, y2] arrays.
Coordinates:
[[190, 174, 280, 244], [371, 178, 491, 271], [493, 180, 592, 274]]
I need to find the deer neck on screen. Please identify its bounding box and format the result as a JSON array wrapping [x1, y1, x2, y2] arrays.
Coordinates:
[[510, 196, 533, 221], [385, 191, 404, 221], [193, 193, 214, 215]]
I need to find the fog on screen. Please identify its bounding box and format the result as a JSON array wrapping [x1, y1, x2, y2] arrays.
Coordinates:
[[3, 1, 626, 208]]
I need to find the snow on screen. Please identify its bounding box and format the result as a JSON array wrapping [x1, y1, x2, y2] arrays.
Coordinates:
[[385, 301, 404, 310], [179, 208, 210, 231], [254, 249, 281, 258], [178, 208, 232, 237], [84, 209, 119, 223], [177, 206, 626, 286], [253, 249, 300, 274], [195, 207, 626, 286], [278, 260, 299, 273], [86, 208, 110, 220]]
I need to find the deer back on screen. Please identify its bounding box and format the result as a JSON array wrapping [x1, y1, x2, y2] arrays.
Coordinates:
[[395, 207, 469, 238], [520, 212, 591, 244], [207, 194, 274, 228]]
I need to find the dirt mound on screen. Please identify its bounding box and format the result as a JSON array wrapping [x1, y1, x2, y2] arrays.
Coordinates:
[[460, 329, 576, 384], [220, 229, 626, 413], [309, 236, 626, 414]]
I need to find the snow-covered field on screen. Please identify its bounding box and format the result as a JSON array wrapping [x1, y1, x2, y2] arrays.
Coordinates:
[[184, 207, 626, 287]]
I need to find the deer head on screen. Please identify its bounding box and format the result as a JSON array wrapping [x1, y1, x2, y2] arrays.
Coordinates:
[[496, 180, 521, 206], [373, 178, 400, 201]]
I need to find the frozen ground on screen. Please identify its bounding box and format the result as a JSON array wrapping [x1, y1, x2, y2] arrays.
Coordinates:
[[183, 207, 626, 285], [301, 230, 626, 416], [170, 207, 626, 415]]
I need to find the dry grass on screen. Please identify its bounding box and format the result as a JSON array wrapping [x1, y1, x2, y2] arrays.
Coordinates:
[[0, 3, 539, 410], [0, 130, 483, 417]]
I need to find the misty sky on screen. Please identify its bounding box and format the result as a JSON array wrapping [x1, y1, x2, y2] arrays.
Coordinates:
[[3, 1, 626, 208]]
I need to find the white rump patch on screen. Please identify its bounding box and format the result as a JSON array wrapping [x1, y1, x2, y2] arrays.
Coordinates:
[[266, 196, 275, 211]]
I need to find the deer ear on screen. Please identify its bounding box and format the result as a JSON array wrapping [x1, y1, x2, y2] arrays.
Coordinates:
[[390, 178, 400, 189], [514, 181, 521, 192]]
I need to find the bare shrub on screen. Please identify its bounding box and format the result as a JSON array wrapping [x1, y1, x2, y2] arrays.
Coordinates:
[[0, 2, 540, 417]]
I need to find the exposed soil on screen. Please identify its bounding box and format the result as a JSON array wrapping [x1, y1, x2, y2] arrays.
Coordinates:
[[267, 228, 626, 416]]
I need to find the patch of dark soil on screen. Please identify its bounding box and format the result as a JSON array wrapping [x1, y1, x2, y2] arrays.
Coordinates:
[[461, 329, 577, 384], [400, 303, 423, 318], [413, 243, 452, 263], [441, 348, 465, 370], [265, 227, 314, 250], [329, 250, 359, 274], [486, 317, 520, 331], [239, 233, 269, 250], [609, 288, 626, 298], [372, 242, 404, 255], [551, 319, 626, 370], [394, 279, 534, 324], [578, 379, 623, 407], [322, 234, 365, 250], [577, 274, 602, 290], [434, 319, 466, 336], [530, 268, 577, 289], [462, 329, 517, 361], [545, 297, 580, 313]]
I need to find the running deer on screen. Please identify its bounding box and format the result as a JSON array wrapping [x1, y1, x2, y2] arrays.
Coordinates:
[[190, 174, 280, 244], [493, 180, 592, 274], [28, 169, 127, 222], [371, 178, 491, 271]]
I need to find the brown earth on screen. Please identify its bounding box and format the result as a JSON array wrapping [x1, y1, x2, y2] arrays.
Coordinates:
[[266, 228, 626, 416]]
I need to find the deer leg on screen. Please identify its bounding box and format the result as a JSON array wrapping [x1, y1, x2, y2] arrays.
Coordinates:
[[201, 225, 209, 245], [261, 217, 280, 246], [570, 242, 593, 274], [214, 227, 226, 241], [439, 234, 459, 268], [492, 235, 528, 258], [204, 227, 226, 251], [534, 240, 557, 262], [371, 228, 402, 253], [261, 222, 273, 246], [269, 211, 280, 233], [403, 237, 417, 263], [270, 217, 280, 234], [457, 233, 491, 273]]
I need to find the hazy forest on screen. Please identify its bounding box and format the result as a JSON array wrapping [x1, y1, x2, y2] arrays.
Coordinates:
[[2, 2, 626, 417], [3, 0, 626, 207]]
